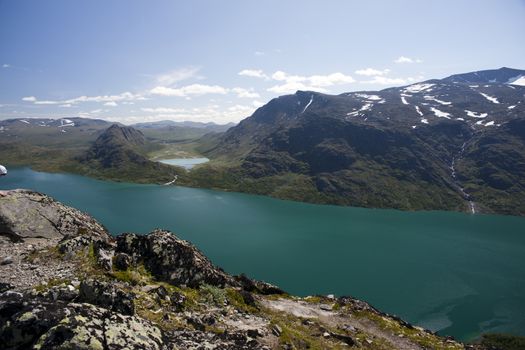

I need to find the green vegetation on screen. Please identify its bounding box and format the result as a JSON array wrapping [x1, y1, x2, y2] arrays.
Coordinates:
[[353, 309, 463, 350], [34, 278, 71, 293], [477, 333, 525, 350]]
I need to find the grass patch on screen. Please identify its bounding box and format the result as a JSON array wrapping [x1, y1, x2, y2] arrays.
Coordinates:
[[34, 278, 71, 293], [354, 310, 463, 350]]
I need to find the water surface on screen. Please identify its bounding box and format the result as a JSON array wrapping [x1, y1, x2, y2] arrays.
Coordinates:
[[2, 167, 524, 341]]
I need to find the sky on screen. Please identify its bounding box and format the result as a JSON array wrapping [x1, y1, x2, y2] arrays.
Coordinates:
[[0, 0, 524, 125]]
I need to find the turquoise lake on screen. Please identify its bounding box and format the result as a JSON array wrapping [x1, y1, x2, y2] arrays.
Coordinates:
[[1, 167, 524, 341]]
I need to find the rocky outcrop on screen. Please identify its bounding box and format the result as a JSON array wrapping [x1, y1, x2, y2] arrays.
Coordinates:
[[78, 279, 135, 315], [0, 189, 109, 242], [0, 293, 165, 350], [116, 230, 236, 288]]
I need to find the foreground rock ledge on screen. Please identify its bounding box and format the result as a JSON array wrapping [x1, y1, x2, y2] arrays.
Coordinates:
[[0, 189, 485, 349]]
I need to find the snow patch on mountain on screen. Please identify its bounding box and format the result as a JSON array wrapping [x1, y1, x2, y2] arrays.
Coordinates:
[[58, 119, 75, 127], [507, 75, 525, 86], [301, 95, 314, 113], [355, 93, 382, 101], [430, 107, 451, 119], [347, 103, 373, 117], [479, 92, 500, 104], [404, 83, 435, 93], [424, 96, 452, 105], [465, 110, 488, 119]]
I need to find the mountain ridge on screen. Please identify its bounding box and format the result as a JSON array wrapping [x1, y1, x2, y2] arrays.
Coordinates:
[[190, 67, 525, 215]]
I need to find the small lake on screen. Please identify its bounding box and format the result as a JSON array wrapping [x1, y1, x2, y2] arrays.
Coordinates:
[[158, 157, 209, 169], [2, 167, 525, 341]]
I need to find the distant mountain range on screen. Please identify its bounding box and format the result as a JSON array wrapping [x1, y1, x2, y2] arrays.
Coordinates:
[[196, 67, 525, 215], [1, 67, 524, 215], [132, 120, 235, 132]]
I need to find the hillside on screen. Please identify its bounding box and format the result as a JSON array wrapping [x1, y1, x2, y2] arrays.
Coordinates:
[[0, 189, 498, 349], [190, 67, 525, 216], [77, 124, 181, 183]]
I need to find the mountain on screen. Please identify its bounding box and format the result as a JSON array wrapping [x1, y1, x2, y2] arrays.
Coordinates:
[[193, 67, 525, 215], [0, 117, 114, 173], [0, 189, 499, 349], [443, 67, 525, 85], [78, 124, 180, 183], [132, 120, 235, 132]]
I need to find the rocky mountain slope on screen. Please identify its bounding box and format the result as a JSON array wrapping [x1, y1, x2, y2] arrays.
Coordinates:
[[77, 124, 181, 183], [0, 189, 492, 349], [195, 67, 525, 215]]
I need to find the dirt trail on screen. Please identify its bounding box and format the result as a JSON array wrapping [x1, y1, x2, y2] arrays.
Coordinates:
[[262, 298, 427, 350]]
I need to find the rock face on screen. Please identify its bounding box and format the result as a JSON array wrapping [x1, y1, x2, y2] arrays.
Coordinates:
[[0, 294, 165, 350], [116, 230, 236, 288], [0, 189, 109, 242]]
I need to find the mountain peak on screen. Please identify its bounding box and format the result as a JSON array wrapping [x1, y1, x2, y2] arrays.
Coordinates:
[[443, 67, 525, 85], [101, 124, 146, 146]]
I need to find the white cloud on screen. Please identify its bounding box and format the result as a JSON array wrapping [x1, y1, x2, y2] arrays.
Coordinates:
[[254, 51, 265, 56], [141, 107, 186, 113], [355, 68, 390, 76], [231, 87, 260, 98], [267, 70, 354, 94], [308, 73, 355, 86], [361, 76, 408, 85], [238, 69, 269, 80], [22, 92, 144, 105], [124, 104, 255, 124], [252, 100, 264, 108], [59, 104, 72, 108], [2, 64, 10, 68], [150, 84, 228, 97], [394, 56, 422, 64], [155, 66, 200, 86], [268, 82, 328, 94], [104, 101, 118, 107]]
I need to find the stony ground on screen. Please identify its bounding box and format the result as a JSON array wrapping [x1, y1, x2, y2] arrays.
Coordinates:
[[0, 189, 487, 349]]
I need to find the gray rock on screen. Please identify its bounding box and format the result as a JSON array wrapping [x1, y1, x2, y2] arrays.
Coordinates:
[[0, 256, 13, 265], [271, 324, 282, 337], [0, 189, 110, 242], [93, 241, 115, 271], [78, 279, 135, 316], [58, 235, 93, 257], [116, 230, 237, 288], [34, 303, 166, 350], [113, 252, 131, 270]]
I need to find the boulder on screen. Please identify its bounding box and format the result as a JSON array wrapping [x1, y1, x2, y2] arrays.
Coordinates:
[[35, 303, 166, 350], [113, 252, 131, 270], [116, 230, 236, 288], [78, 279, 135, 315], [0, 190, 110, 242]]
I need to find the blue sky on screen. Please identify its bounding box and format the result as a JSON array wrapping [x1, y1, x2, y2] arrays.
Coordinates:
[[1, 0, 524, 124]]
